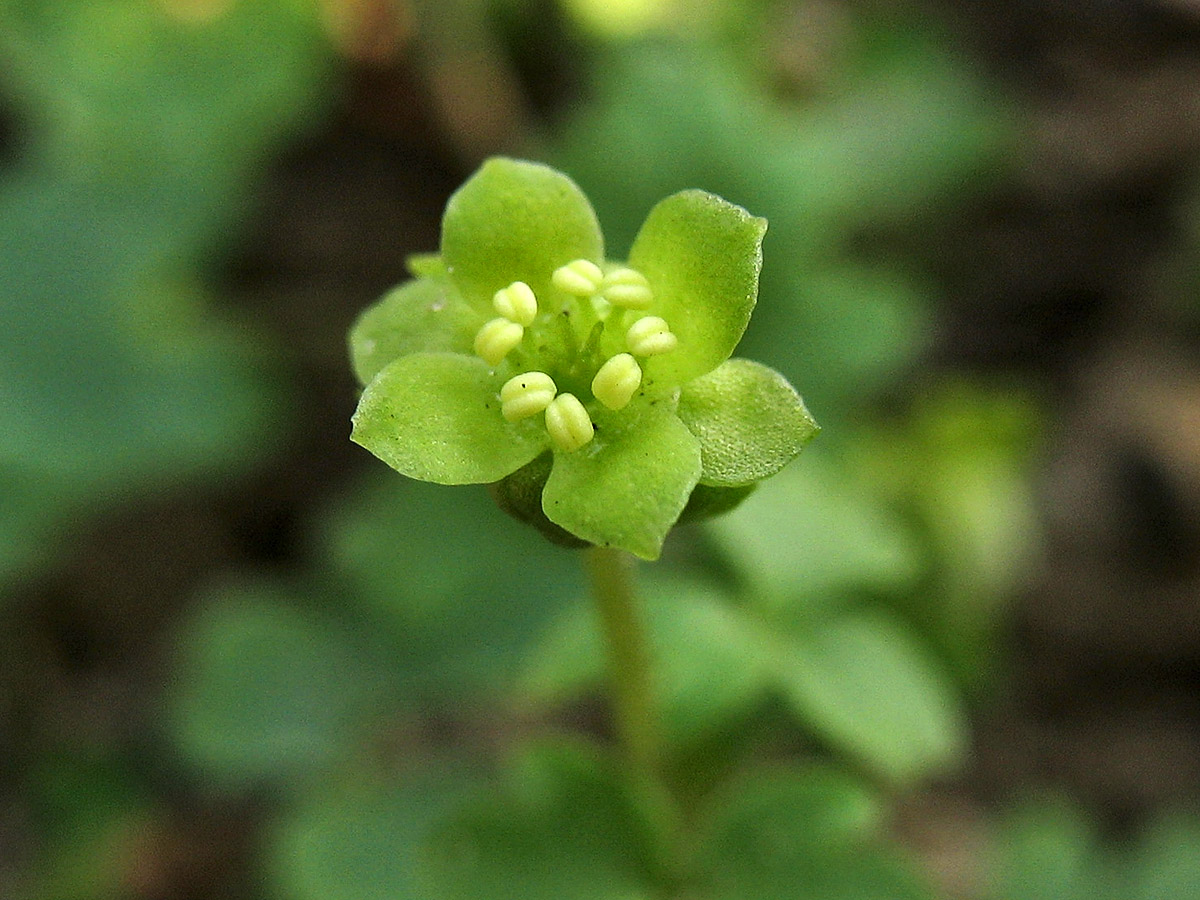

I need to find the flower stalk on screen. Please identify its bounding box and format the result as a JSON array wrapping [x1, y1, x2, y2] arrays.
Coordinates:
[[584, 546, 660, 775]]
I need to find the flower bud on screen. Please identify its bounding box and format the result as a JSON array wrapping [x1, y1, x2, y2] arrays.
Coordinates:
[[500, 371, 557, 422], [493, 281, 538, 326], [474, 318, 524, 365], [591, 353, 642, 410], [626, 316, 677, 356], [600, 267, 652, 309], [551, 259, 603, 296], [545, 393, 594, 452]]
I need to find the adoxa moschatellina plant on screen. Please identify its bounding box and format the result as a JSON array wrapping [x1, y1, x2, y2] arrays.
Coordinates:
[[349, 158, 817, 561], [350, 158, 815, 779]]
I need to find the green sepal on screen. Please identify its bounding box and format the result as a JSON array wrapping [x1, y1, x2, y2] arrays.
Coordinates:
[[489, 452, 592, 550], [348, 278, 482, 386], [441, 158, 604, 308], [629, 190, 766, 385], [542, 406, 702, 560], [351, 352, 547, 485], [677, 358, 819, 487]]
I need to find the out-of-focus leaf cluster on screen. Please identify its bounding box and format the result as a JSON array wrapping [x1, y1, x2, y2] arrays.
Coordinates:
[[0, 0, 333, 591]]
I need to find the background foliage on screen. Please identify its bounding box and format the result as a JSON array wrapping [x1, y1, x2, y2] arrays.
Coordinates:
[[3, 0, 1200, 898]]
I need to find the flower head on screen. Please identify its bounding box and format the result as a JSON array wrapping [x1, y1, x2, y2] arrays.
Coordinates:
[[349, 159, 816, 559]]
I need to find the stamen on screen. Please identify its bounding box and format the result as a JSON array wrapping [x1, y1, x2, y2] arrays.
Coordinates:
[[591, 353, 642, 410], [626, 316, 678, 356], [545, 393, 594, 452], [551, 259, 603, 296], [493, 281, 538, 326], [600, 267, 652, 309], [474, 318, 524, 365], [500, 371, 557, 422]]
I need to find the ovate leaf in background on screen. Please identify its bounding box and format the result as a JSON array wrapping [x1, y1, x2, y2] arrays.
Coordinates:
[[992, 799, 1099, 900], [14, 753, 152, 900], [519, 571, 966, 784], [774, 610, 966, 785], [854, 382, 1042, 689], [699, 764, 932, 900], [419, 739, 658, 900], [706, 452, 924, 617], [988, 798, 1200, 900], [0, 0, 335, 590], [320, 474, 585, 701], [1125, 812, 1200, 900], [167, 583, 387, 785], [0, 0, 331, 180], [269, 767, 481, 900]]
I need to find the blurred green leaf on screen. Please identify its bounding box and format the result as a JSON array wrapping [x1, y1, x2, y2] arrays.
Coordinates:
[[0, 182, 287, 487], [989, 799, 1200, 900], [269, 767, 480, 900], [168, 584, 386, 784], [14, 753, 150, 900], [0, 467, 66, 589], [991, 798, 1105, 900], [854, 382, 1042, 688], [518, 577, 773, 747], [1126, 812, 1200, 900], [520, 572, 965, 783], [320, 474, 585, 699], [700, 764, 932, 900], [774, 610, 966, 784], [0, 0, 335, 588], [420, 739, 658, 899], [0, 0, 331, 180], [701, 763, 885, 854], [707, 451, 924, 617]]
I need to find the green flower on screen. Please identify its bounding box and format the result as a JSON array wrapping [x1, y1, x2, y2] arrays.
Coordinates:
[[349, 158, 817, 559]]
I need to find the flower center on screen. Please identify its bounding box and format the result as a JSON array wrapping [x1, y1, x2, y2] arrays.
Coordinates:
[[473, 259, 679, 452]]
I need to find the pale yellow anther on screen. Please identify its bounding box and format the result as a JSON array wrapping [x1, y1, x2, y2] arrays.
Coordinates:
[[545, 393, 594, 452], [500, 371, 557, 422], [551, 259, 603, 296], [591, 353, 642, 411], [474, 317, 524, 366], [626, 316, 678, 356], [600, 267, 653, 309], [493, 281, 538, 326]]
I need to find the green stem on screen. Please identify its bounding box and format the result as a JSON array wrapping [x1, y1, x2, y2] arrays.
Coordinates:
[[584, 545, 659, 775], [586, 548, 692, 893]]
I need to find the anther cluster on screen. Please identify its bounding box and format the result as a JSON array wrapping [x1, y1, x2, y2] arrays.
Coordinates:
[[472, 259, 679, 452]]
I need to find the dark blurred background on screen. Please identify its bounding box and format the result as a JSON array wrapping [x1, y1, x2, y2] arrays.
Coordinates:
[[3, 1, 1200, 898]]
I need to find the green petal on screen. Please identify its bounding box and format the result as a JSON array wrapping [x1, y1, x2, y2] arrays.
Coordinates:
[[348, 278, 482, 386], [677, 358, 819, 487], [351, 352, 547, 485], [628, 190, 766, 385], [442, 158, 604, 307], [542, 408, 702, 560]]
